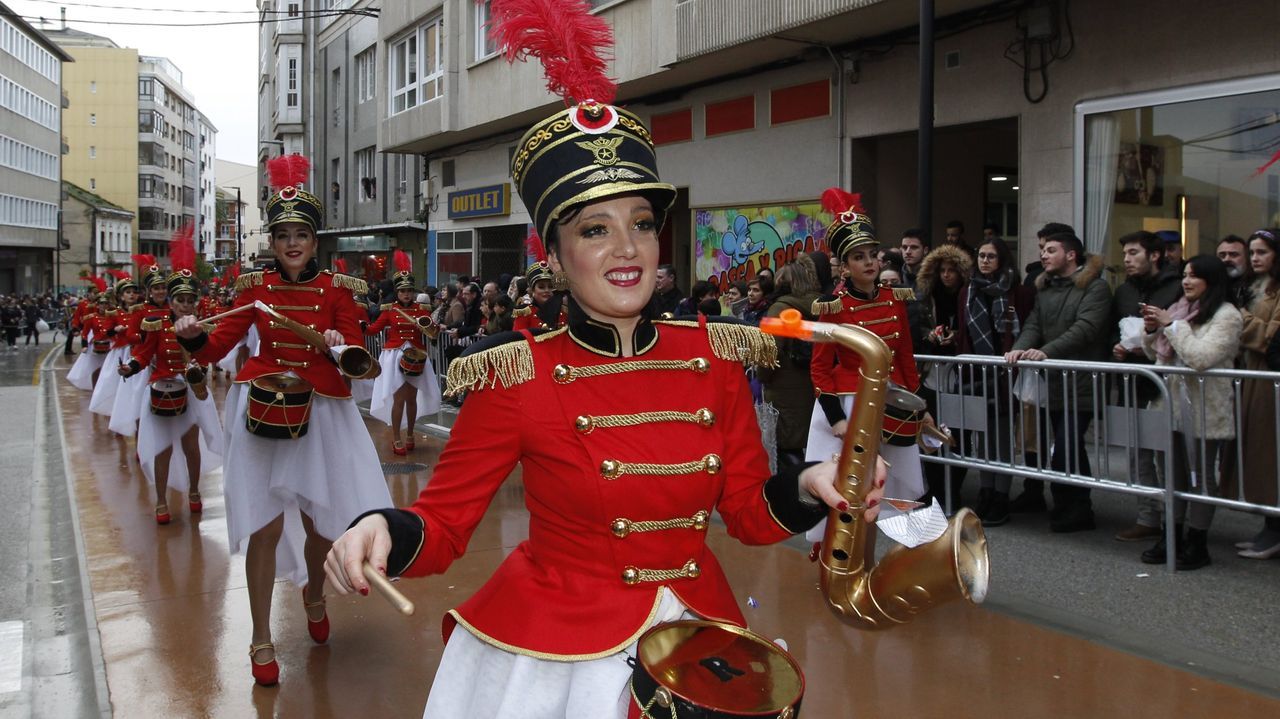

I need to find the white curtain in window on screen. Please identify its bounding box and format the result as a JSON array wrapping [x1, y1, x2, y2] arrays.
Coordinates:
[[1084, 114, 1119, 256]]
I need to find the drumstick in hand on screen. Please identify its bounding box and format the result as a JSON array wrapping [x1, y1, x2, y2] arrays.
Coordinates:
[[363, 561, 415, 616], [198, 302, 259, 326]]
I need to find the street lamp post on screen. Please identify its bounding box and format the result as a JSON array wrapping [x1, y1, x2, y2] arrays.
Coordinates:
[[226, 186, 243, 270]]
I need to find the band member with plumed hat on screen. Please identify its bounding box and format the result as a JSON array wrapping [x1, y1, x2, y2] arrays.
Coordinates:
[[119, 228, 223, 525], [108, 255, 169, 437], [172, 152, 393, 687], [324, 3, 883, 716], [805, 188, 927, 539], [88, 269, 142, 417], [513, 229, 568, 331], [66, 276, 113, 390], [363, 250, 442, 454]]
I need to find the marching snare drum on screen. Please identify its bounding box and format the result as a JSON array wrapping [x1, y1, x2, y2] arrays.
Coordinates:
[[245, 374, 314, 439], [398, 347, 428, 377], [631, 620, 803, 719], [92, 339, 111, 354], [149, 379, 188, 416]]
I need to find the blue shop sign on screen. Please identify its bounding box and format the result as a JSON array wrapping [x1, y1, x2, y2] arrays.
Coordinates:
[[447, 183, 510, 220]]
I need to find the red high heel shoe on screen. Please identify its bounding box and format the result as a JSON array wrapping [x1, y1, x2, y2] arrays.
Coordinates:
[[405, 435, 415, 451], [249, 643, 279, 686], [188, 492, 202, 514], [302, 587, 329, 644], [392, 440, 407, 457], [155, 503, 171, 525]]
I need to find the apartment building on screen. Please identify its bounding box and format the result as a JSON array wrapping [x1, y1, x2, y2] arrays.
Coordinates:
[[59, 180, 134, 285], [0, 5, 71, 294], [47, 27, 216, 262], [370, 0, 1280, 290], [214, 158, 262, 266], [198, 113, 218, 264]]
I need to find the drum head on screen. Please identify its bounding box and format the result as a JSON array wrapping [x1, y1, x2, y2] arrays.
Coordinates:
[[151, 379, 186, 392], [637, 620, 803, 714]]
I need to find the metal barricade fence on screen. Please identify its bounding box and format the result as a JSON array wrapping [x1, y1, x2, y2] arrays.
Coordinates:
[[362, 326, 479, 409], [915, 354, 1280, 570]]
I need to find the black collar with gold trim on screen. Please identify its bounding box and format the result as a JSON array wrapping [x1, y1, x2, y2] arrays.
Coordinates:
[[565, 297, 658, 358], [271, 257, 321, 284]]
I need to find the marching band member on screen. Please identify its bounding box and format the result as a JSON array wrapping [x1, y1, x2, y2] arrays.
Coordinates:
[[324, 3, 881, 715], [172, 153, 393, 687], [88, 270, 141, 417], [512, 230, 568, 331], [108, 258, 168, 437], [215, 265, 259, 377], [66, 277, 113, 391], [805, 188, 927, 537], [363, 250, 441, 455], [119, 238, 223, 525]]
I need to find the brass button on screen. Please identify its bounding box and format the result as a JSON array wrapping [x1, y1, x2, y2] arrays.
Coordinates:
[[610, 518, 630, 538], [600, 459, 621, 480], [684, 559, 701, 578], [553, 364, 573, 383], [275, 392, 284, 400], [690, 357, 710, 373], [692, 510, 709, 531], [575, 415, 594, 434], [695, 408, 715, 427], [704, 454, 722, 474], [621, 566, 640, 585], [654, 687, 673, 708]]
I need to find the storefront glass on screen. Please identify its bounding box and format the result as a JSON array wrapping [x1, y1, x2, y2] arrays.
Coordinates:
[[1082, 79, 1280, 268]]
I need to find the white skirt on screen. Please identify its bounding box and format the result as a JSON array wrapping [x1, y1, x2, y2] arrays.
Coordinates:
[[137, 382, 224, 495], [804, 395, 925, 542], [66, 332, 107, 391], [216, 324, 259, 374], [108, 366, 151, 436], [222, 383, 392, 586], [422, 589, 693, 719], [349, 376, 374, 404], [368, 347, 441, 426], [87, 346, 129, 415]]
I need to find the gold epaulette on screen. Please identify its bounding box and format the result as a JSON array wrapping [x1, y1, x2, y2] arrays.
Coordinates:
[[331, 273, 368, 294], [892, 287, 916, 302], [654, 320, 779, 369], [812, 295, 845, 316], [512, 306, 533, 318], [444, 336, 537, 397], [235, 271, 264, 292], [380, 303, 393, 311], [129, 303, 145, 312], [139, 318, 163, 332], [81, 312, 97, 322]]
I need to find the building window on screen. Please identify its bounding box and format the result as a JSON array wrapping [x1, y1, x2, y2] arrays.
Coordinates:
[[389, 16, 443, 115], [355, 46, 375, 103], [90, 178, 96, 190], [89, 145, 95, 158], [1079, 77, 1280, 267], [436, 229, 475, 287], [90, 81, 96, 94], [287, 58, 299, 107], [474, 1, 497, 62], [393, 154, 409, 213], [287, 2, 300, 17], [356, 147, 376, 202], [89, 113, 96, 126]]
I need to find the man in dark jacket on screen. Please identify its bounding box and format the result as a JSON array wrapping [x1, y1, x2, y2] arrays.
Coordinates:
[[1110, 230, 1183, 541], [1023, 222, 1075, 289], [653, 264, 683, 316], [1005, 232, 1112, 532]]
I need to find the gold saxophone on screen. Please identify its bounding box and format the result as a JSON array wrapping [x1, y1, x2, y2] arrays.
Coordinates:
[[390, 305, 440, 340], [256, 302, 382, 380], [762, 309, 989, 630]]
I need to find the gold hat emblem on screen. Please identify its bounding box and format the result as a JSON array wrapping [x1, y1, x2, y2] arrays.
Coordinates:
[[575, 137, 623, 167]]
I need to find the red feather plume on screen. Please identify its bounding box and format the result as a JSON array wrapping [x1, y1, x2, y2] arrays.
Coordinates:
[[487, 0, 617, 105], [820, 188, 864, 217], [225, 263, 241, 285], [267, 154, 311, 191], [131, 253, 157, 269], [169, 223, 197, 273], [87, 275, 108, 293], [333, 258, 348, 275], [525, 227, 548, 264], [393, 249, 412, 274]]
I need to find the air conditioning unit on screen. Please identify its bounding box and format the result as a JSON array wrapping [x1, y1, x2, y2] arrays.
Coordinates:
[[419, 178, 433, 198]]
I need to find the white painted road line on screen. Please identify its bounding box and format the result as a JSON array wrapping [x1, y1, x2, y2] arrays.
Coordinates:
[[0, 621, 22, 694]]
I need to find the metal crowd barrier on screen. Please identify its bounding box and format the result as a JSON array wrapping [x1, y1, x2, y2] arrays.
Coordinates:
[[916, 354, 1280, 571], [361, 321, 478, 420]]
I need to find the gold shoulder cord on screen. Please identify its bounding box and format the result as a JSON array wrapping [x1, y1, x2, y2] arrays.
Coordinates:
[[234, 272, 264, 292], [575, 408, 713, 434], [331, 273, 369, 294], [139, 318, 163, 332], [654, 321, 778, 368], [444, 339, 535, 396], [812, 297, 844, 316], [553, 357, 709, 384]]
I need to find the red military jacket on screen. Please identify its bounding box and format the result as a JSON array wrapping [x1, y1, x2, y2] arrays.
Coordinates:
[[187, 264, 367, 398], [511, 299, 567, 332], [810, 284, 921, 398], [82, 310, 117, 344], [196, 296, 219, 321], [70, 299, 94, 332], [129, 313, 190, 381], [128, 300, 169, 344], [371, 300, 824, 659], [364, 302, 431, 350], [109, 305, 144, 349]]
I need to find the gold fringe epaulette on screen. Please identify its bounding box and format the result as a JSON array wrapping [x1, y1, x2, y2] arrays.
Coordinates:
[[80, 312, 97, 322], [444, 337, 536, 397], [892, 287, 916, 302], [129, 303, 145, 312], [655, 321, 779, 368], [812, 295, 845, 317], [331, 273, 368, 294], [380, 303, 394, 311], [235, 271, 264, 292], [139, 318, 163, 332], [512, 306, 533, 318]]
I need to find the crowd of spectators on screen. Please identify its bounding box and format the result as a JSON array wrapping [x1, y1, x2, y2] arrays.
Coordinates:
[[0, 292, 71, 350]]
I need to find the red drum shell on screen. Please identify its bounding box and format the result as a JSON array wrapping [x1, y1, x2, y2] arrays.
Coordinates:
[[399, 347, 428, 377], [245, 375, 314, 439], [92, 339, 112, 354], [149, 379, 188, 416]]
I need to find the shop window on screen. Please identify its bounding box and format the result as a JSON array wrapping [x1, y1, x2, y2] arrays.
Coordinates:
[[651, 108, 693, 146], [769, 80, 830, 126], [705, 96, 754, 137], [1079, 77, 1280, 266]]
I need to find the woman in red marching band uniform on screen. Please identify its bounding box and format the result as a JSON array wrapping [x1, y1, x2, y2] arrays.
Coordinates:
[[173, 154, 393, 687], [324, 3, 882, 716], [88, 270, 142, 417], [119, 238, 223, 525], [363, 250, 442, 455], [512, 231, 568, 331], [108, 260, 168, 437], [66, 277, 114, 391]]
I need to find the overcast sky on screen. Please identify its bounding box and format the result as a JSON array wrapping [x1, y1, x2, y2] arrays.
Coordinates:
[[9, 0, 260, 164]]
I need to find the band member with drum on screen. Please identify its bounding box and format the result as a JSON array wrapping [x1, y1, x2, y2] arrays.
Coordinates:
[[363, 250, 441, 455], [108, 261, 168, 438], [324, 5, 881, 715], [119, 250, 223, 525], [805, 189, 928, 530], [67, 280, 114, 391], [88, 270, 142, 418], [512, 231, 568, 331], [172, 153, 393, 687]]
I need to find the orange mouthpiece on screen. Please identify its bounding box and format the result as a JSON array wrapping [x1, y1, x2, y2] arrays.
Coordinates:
[[760, 308, 814, 340]]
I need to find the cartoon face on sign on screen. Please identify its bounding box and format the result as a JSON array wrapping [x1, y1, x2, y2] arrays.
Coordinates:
[[721, 215, 763, 265]]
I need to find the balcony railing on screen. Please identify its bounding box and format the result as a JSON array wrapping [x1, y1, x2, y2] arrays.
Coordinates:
[[675, 0, 883, 61]]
